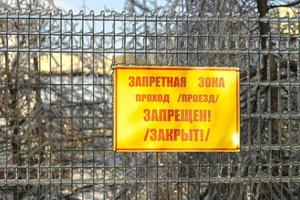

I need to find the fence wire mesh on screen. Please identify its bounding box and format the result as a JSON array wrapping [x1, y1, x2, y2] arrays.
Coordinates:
[[0, 12, 300, 199]]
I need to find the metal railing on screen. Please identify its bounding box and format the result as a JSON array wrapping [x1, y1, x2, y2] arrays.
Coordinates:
[[0, 12, 299, 199]]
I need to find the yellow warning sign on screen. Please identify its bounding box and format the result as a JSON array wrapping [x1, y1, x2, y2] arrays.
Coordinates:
[[114, 66, 240, 152]]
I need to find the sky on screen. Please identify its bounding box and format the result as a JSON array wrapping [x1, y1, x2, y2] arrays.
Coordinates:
[[54, 0, 168, 13], [55, 0, 126, 13]]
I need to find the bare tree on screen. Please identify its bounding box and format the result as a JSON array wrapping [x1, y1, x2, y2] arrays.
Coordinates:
[[0, 1, 62, 199], [0, 0, 299, 199], [119, 0, 300, 199], [0, 1, 112, 199]]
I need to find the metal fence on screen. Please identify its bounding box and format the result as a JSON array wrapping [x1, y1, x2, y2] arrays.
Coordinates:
[[0, 12, 300, 199]]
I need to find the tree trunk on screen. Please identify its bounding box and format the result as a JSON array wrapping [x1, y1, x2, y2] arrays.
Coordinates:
[[256, 0, 278, 119]]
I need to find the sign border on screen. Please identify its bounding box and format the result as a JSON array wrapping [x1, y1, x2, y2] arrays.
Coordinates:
[[114, 66, 240, 152]]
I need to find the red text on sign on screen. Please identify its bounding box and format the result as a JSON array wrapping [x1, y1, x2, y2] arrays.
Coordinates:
[[129, 76, 186, 87], [144, 128, 211, 142], [198, 77, 225, 88], [143, 109, 211, 123]]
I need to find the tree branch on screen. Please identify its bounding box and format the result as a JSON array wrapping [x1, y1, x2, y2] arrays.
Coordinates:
[[128, 0, 150, 12], [269, 0, 300, 9]]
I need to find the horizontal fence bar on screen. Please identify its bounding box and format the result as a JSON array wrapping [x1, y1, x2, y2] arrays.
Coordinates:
[[0, 176, 300, 187]]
